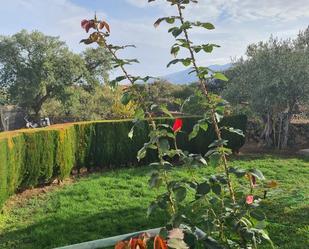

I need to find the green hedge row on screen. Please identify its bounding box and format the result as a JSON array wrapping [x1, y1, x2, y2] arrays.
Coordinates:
[[0, 115, 247, 208]]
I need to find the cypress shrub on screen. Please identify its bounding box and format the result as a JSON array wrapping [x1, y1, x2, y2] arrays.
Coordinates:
[[0, 115, 247, 208], [0, 138, 9, 207], [7, 135, 25, 194], [74, 123, 96, 170], [55, 127, 77, 180], [22, 131, 57, 188]]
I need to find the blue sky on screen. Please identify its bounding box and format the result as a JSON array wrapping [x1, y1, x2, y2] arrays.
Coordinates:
[[0, 0, 308, 77]]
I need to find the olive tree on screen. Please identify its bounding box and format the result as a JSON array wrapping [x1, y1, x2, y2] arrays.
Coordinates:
[[224, 27, 309, 148], [0, 30, 111, 119]]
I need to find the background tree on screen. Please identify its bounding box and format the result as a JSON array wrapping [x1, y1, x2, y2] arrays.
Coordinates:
[[0, 88, 8, 105], [0, 30, 111, 119], [42, 85, 135, 121], [136, 80, 186, 112], [223, 27, 309, 148]]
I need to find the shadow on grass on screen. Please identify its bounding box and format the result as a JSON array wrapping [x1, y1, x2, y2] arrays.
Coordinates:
[[0, 207, 167, 249]]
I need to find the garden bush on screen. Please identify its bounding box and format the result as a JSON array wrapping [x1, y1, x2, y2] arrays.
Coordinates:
[[0, 115, 246, 208]]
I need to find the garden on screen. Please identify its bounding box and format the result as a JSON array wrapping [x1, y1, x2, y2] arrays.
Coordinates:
[[0, 0, 309, 249], [0, 155, 308, 249]]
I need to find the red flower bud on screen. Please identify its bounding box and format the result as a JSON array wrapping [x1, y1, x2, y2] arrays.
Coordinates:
[[172, 118, 183, 132]]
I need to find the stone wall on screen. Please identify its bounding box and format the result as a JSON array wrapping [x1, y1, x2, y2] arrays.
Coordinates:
[[289, 122, 309, 147], [0, 105, 26, 131]]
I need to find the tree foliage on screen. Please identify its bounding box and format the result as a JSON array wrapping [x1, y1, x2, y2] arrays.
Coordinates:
[[0, 30, 111, 118], [41, 85, 135, 121], [223, 27, 309, 148]]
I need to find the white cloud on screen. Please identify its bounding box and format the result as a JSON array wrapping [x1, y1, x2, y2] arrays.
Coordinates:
[[123, 0, 309, 75], [0, 0, 106, 51], [0, 0, 308, 77], [125, 0, 150, 8], [130, 0, 309, 22]]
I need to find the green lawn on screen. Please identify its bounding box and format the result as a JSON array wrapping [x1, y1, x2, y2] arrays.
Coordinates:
[[0, 154, 308, 249]]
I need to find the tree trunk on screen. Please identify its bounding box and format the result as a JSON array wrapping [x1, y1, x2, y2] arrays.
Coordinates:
[[32, 93, 50, 123], [277, 113, 283, 149], [33, 105, 41, 124], [281, 112, 292, 149], [260, 113, 273, 147], [0, 109, 5, 131], [0, 107, 8, 131]]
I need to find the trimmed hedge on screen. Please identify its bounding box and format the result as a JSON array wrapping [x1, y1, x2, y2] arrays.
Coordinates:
[[0, 115, 246, 208]]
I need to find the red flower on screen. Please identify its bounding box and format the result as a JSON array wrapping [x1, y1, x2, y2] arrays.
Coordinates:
[[246, 195, 254, 205], [81, 19, 95, 33], [172, 118, 183, 132]]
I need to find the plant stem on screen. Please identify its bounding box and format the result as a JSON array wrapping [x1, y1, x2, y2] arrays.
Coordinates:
[[164, 170, 177, 215], [102, 42, 134, 86], [176, 3, 236, 204], [100, 35, 177, 214]]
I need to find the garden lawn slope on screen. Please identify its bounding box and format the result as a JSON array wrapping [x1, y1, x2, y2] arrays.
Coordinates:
[[0, 115, 246, 208], [0, 155, 308, 249]]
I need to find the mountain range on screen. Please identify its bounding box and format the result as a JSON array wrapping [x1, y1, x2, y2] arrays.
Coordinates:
[[159, 63, 232, 84]]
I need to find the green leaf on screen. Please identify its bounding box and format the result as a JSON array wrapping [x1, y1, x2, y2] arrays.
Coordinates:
[[211, 183, 221, 195], [166, 17, 175, 24], [188, 124, 200, 141], [250, 210, 266, 221], [225, 127, 245, 137], [121, 92, 131, 105], [149, 171, 163, 188], [172, 27, 183, 37], [182, 58, 191, 66], [193, 46, 202, 53], [198, 121, 208, 131], [160, 104, 173, 117], [134, 108, 145, 121], [147, 201, 158, 217], [201, 22, 215, 30], [149, 162, 161, 167], [167, 59, 181, 68], [159, 139, 170, 152], [137, 147, 147, 161], [259, 230, 274, 248], [173, 186, 187, 202], [213, 72, 228, 81], [208, 139, 228, 148], [198, 156, 207, 165], [171, 46, 180, 57], [128, 126, 134, 139], [197, 181, 211, 196], [180, 21, 191, 30], [229, 167, 246, 177], [249, 169, 265, 180], [202, 44, 214, 53]]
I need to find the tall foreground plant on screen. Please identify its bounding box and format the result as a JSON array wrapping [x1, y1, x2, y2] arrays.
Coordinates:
[[81, 1, 276, 248]]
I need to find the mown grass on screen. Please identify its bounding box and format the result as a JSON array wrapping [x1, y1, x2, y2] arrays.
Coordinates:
[[0, 154, 308, 249]]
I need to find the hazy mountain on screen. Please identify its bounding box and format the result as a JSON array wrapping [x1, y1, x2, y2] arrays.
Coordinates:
[[160, 63, 232, 84]]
